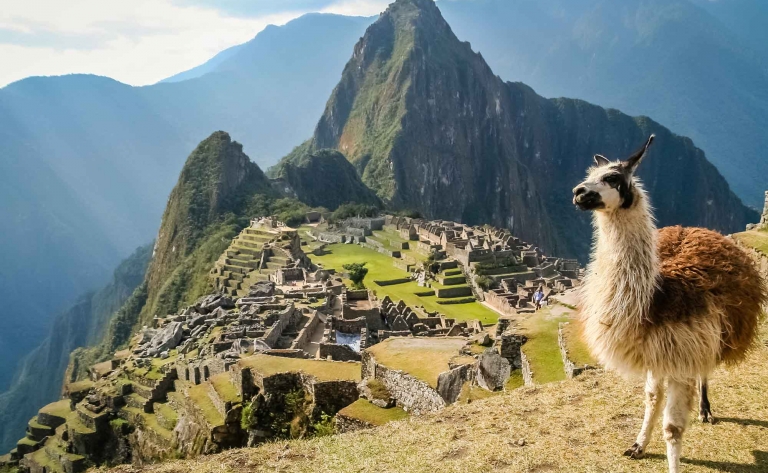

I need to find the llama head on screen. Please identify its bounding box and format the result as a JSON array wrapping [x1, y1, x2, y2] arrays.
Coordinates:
[[572, 134, 655, 212]]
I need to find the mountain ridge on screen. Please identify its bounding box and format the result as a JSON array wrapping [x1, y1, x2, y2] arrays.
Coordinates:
[[302, 0, 756, 259]]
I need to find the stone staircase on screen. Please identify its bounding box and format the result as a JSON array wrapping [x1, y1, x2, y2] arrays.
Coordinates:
[[211, 226, 296, 298]]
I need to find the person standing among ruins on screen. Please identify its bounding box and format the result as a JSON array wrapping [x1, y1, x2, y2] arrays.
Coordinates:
[[533, 286, 544, 311]]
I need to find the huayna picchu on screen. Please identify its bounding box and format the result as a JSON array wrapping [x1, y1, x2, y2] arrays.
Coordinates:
[[291, 0, 756, 260]]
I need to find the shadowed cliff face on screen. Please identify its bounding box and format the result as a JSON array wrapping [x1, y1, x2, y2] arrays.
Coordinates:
[[311, 0, 757, 259], [271, 148, 383, 210]]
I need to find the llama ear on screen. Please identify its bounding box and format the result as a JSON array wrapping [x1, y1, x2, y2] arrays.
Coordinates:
[[593, 154, 610, 167], [623, 134, 655, 173]]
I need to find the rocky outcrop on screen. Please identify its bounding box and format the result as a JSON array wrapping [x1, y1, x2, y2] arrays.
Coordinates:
[[308, 0, 757, 260], [475, 349, 511, 391]]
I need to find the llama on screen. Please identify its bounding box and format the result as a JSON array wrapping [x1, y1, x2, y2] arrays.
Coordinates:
[[572, 135, 766, 473]]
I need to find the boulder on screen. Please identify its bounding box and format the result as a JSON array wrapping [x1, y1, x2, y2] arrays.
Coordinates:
[[145, 322, 184, 356], [476, 349, 511, 391], [196, 294, 235, 314], [248, 281, 275, 298], [189, 314, 207, 328]]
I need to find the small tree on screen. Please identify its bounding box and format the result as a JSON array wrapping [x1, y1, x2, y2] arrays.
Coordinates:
[[343, 262, 369, 289], [475, 275, 493, 291]]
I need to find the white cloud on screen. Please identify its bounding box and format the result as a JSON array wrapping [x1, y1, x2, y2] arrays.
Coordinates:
[[0, 0, 390, 88]]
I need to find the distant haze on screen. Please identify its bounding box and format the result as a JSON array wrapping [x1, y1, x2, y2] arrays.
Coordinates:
[[0, 0, 390, 88]]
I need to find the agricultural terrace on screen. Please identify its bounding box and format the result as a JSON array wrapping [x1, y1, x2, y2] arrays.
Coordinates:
[[310, 243, 499, 325]]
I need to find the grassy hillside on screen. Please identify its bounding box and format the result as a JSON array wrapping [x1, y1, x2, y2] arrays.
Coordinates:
[[107, 331, 768, 473]]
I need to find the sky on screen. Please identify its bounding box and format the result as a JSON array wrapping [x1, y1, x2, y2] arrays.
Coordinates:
[[0, 0, 392, 89]]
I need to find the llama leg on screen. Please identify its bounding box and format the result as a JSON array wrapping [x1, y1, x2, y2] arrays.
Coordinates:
[[663, 378, 696, 473], [698, 377, 714, 423], [624, 371, 664, 459]]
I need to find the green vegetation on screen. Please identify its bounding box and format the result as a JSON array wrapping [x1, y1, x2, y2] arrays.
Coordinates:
[[329, 202, 380, 222], [239, 355, 361, 382], [734, 230, 768, 255], [338, 399, 408, 426], [367, 338, 471, 388], [187, 384, 224, 427], [366, 379, 390, 401], [311, 244, 498, 324], [209, 373, 241, 403], [519, 307, 570, 384], [311, 413, 335, 437], [342, 262, 369, 289], [271, 148, 382, 211], [39, 400, 71, 420], [560, 321, 596, 367], [475, 275, 493, 291]]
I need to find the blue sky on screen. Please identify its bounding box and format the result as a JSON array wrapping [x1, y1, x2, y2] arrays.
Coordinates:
[[0, 0, 392, 88]]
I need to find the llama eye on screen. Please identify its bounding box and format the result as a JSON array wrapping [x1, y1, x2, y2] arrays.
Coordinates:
[[603, 175, 621, 187]]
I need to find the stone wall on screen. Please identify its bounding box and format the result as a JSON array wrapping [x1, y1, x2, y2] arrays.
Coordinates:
[[311, 380, 359, 417], [485, 291, 518, 317], [318, 343, 361, 362], [362, 351, 446, 414], [521, 349, 533, 386], [498, 332, 525, 369], [734, 238, 768, 283], [557, 323, 595, 379], [290, 310, 321, 351], [335, 413, 373, 433], [262, 304, 300, 348]]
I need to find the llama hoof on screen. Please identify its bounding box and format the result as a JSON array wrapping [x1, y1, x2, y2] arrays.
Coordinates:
[[623, 443, 645, 459], [699, 409, 715, 424]]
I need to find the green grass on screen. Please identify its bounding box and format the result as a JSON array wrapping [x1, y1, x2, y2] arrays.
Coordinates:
[[28, 417, 49, 431], [154, 403, 179, 429], [39, 400, 71, 419], [506, 369, 524, 390], [311, 244, 498, 325], [17, 437, 37, 447], [210, 373, 241, 403], [734, 229, 768, 255], [123, 407, 173, 440], [187, 384, 225, 427], [338, 399, 408, 426], [367, 338, 472, 388], [65, 411, 95, 435], [561, 321, 596, 367], [29, 448, 62, 473], [519, 307, 569, 384], [66, 380, 94, 393], [239, 355, 361, 382]]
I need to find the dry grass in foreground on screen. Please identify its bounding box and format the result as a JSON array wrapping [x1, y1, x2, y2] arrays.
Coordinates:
[[108, 344, 768, 473]]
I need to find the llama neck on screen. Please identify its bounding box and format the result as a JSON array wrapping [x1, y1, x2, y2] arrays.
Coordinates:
[[585, 189, 659, 324]]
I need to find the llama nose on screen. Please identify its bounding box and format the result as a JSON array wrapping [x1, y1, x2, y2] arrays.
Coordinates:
[[573, 186, 587, 197]]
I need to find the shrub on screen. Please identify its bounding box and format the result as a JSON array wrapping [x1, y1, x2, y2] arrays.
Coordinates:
[[343, 262, 369, 289], [475, 275, 493, 291], [312, 413, 335, 437]]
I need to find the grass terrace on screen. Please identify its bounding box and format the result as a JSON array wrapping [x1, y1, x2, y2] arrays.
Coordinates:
[[519, 304, 583, 384], [311, 243, 498, 325], [209, 373, 241, 403], [122, 406, 173, 440], [39, 400, 72, 420], [338, 399, 408, 426], [733, 228, 768, 255], [239, 354, 361, 382], [366, 338, 471, 388], [560, 319, 596, 367], [187, 384, 225, 427]]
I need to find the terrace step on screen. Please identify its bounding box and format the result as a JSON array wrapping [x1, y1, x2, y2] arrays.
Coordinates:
[[27, 417, 54, 441]]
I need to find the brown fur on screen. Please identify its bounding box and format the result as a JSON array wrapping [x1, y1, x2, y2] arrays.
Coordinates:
[[649, 226, 767, 364]]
